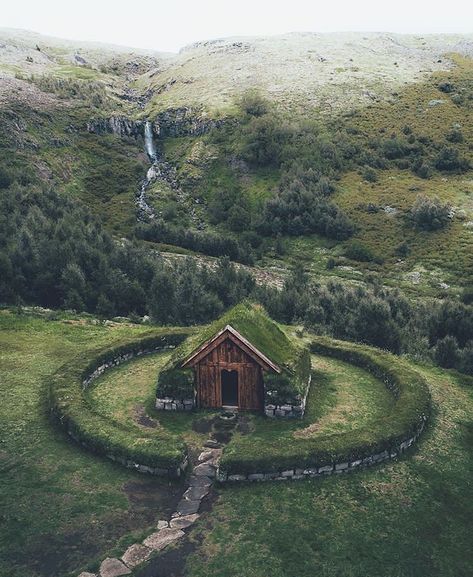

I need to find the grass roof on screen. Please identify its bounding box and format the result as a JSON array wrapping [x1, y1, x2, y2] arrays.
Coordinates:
[[170, 301, 301, 371]]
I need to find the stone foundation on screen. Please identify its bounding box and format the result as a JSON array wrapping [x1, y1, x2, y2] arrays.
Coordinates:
[[155, 397, 195, 411], [264, 375, 312, 418]]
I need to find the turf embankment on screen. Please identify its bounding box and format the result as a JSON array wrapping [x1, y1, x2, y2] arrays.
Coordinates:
[[49, 330, 191, 477], [219, 336, 431, 476]]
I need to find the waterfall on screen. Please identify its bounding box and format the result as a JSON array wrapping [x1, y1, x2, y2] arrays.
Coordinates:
[[144, 120, 157, 162]]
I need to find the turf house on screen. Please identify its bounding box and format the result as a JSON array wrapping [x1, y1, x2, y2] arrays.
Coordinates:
[[156, 302, 312, 417]]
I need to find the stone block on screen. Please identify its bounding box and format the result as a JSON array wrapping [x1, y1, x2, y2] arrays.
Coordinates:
[[228, 474, 246, 481], [156, 520, 169, 529], [265, 408, 275, 417], [183, 485, 209, 501], [175, 499, 200, 516], [193, 463, 216, 477], [216, 470, 228, 482], [295, 468, 305, 476], [121, 544, 152, 569], [143, 528, 185, 551], [189, 474, 213, 487], [293, 474, 305, 480], [248, 473, 265, 481], [262, 472, 277, 480], [318, 465, 333, 474], [170, 514, 199, 529], [304, 468, 318, 476], [335, 462, 349, 471], [155, 401, 165, 410], [280, 405, 292, 413], [350, 460, 362, 468], [78, 573, 97, 577], [275, 409, 285, 417], [99, 557, 131, 577], [281, 469, 294, 477]]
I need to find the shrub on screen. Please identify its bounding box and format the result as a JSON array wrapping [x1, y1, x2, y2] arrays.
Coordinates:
[[410, 195, 451, 230], [446, 129, 464, 143], [434, 335, 460, 368], [435, 146, 470, 172], [344, 241, 378, 262], [438, 82, 455, 93], [239, 89, 269, 117], [362, 167, 378, 182]]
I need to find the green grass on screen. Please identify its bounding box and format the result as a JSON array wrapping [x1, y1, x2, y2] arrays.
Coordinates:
[[226, 355, 393, 444], [0, 311, 184, 577], [2, 310, 471, 577], [181, 363, 473, 577]]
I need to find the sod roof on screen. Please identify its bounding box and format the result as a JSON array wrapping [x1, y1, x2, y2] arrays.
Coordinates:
[[169, 302, 301, 373]]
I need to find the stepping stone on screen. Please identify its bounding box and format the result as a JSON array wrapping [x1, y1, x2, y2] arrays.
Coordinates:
[[198, 448, 223, 465], [189, 475, 212, 487], [175, 498, 200, 516], [198, 450, 215, 462], [204, 439, 221, 448], [170, 513, 200, 529], [121, 544, 152, 569], [193, 463, 216, 477], [183, 485, 210, 501], [99, 557, 131, 577], [156, 519, 169, 529], [143, 528, 185, 551]]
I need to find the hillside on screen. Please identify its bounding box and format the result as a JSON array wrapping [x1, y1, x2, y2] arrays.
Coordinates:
[[137, 32, 473, 114], [0, 28, 472, 371]]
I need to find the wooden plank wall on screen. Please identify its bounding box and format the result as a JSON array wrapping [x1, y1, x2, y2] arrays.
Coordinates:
[[196, 338, 264, 411]]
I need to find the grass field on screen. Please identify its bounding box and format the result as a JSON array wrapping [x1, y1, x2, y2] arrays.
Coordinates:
[[144, 363, 473, 577], [0, 312, 184, 577], [1, 311, 472, 577]]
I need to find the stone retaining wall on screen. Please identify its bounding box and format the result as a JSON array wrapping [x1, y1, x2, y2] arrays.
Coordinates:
[[264, 375, 312, 418], [82, 345, 176, 388], [216, 416, 427, 482], [155, 397, 195, 411], [73, 343, 186, 478]]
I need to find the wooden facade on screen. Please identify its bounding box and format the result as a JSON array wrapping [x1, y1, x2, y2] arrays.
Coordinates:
[[182, 325, 280, 412]]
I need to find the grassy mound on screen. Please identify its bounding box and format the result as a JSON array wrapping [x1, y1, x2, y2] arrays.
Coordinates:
[[157, 301, 311, 404], [49, 330, 191, 475], [219, 336, 431, 475]]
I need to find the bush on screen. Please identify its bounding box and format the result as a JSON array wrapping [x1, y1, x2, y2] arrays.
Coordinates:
[[434, 335, 460, 368], [435, 146, 470, 172], [344, 241, 378, 262], [362, 167, 378, 182], [410, 195, 451, 230]]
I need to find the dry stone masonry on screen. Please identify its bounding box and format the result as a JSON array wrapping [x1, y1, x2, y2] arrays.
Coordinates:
[[76, 439, 222, 577], [216, 416, 427, 482]]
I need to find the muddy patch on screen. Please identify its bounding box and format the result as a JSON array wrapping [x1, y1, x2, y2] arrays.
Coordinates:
[[192, 416, 215, 434], [123, 478, 183, 522], [133, 492, 217, 577]]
